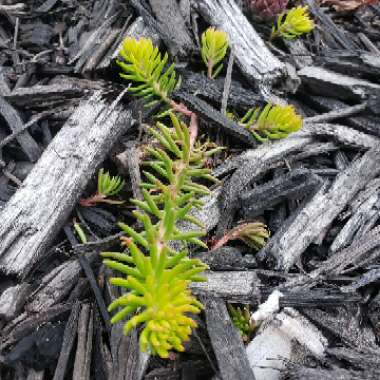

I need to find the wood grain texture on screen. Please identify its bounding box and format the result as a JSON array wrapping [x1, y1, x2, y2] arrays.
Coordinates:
[[195, 0, 284, 84], [0, 92, 134, 277]]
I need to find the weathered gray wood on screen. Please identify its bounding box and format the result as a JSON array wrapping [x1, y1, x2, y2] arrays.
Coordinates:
[[73, 304, 93, 380], [0, 283, 31, 321], [298, 66, 380, 101], [301, 122, 380, 149], [0, 92, 134, 277], [53, 303, 81, 380], [0, 96, 42, 162], [195, 0, 284, 84], [191, 271, 261, 302], [217, 136, 313, 233], [204, 298, 256, 380], [149, 0, 194, 57], [110, 325, 150, 380], [263, 148, 380, 270]]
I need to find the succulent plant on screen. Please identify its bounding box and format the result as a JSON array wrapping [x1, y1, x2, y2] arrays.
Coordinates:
[[212, 222, 269, 250], [101, 112, 219, 358], [80, 168, 125, 207], [271, 6, 314, 40], [239, 103, 303, 142], [117, 37, 179, 107], [227, 304, 253, 342], [201, 27, 229, 79], [248, 0, 289, 19]]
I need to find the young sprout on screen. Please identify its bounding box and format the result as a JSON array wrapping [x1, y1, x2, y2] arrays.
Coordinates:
[[228, 304, 254, 342], [117, 37, 179, 107], [212, 222, 269, 250], [271, 6, 314, 40], [201, 27, 229, 79], [239, 103, 302, 142], [80, 168, 125, 207]]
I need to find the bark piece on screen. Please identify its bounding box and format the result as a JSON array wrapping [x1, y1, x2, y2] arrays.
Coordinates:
[[241, 168, 323, 219], [53, 302, 81, 380], [263, 148, 380, 270], [0, 92, 134, 277], [0, 96, 42, 162], [298, 66, 380, 101], [149, 0, 194, 57], [195, 0, 285, 84], [110, 324, 150, 380], [0, 283, 31, 321], [204, 297, 256, 380], [73, 304, 93, 380]]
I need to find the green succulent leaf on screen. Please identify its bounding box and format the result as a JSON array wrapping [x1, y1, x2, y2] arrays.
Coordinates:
[[271, 6, 314, 40], [201, 27, 229, 79], [117, 37, 179, 106], [238, 103, 302, 142], [102, 113, 219, 358]]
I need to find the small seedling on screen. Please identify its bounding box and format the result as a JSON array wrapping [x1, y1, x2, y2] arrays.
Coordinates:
[[238, 103, 302, 142], [101, 113, 218, 358], [201, 27, 229, 79], [80, 168, 125, 207], [212, 222, 269, 250], [271, 6, 314, 40], [228, 304, 254, 342]]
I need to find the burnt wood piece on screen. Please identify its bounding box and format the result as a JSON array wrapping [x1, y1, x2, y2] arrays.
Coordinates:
[[73, 304, 94, 380], [241, 168, 323, 219], [261, 148, 380, 270], [330, 178, 380, 253], [53, 302, 81, 380], [148, 0, 194, 57], [98, 16, 159, 70], [304, 102, 367, 124], [298, 66, 380, 102], [191, 271, 361, 306], [4, 82, 102, 108], [216, 136, 312, 234], [194, 0, 284, 84], [0, 92, 134, 277], [301, 122, 380, 150], [313, 225, 380, 277], [316, 52, 380, 79], [204, 298, 256, 380], [0, 97, 41, 162], [0, 283, 31, 321], [110, 324, 150, 380], [303, 95, 380, 137], [174, 92, 257, 146], [341, 268, 380, 292], [305, 0, 356, 50], [176, 71, 262, 111], [1, 303, 72, 349]]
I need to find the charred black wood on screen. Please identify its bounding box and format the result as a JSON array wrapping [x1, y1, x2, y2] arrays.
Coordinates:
[[0, 97, 41, 162], [303, 95, 380, 137], [176, 71, 262, 111], [216, 136, 312, 235], [148, 0, 194, 58], [174, 91, 257, 146], [204, 297, 256, 380], [298, 66, 380, 102], [241, 168, 323, 219], [73, 303, 93, 380], [53, 302, 81, 380], [261, 148, 380, 270]]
